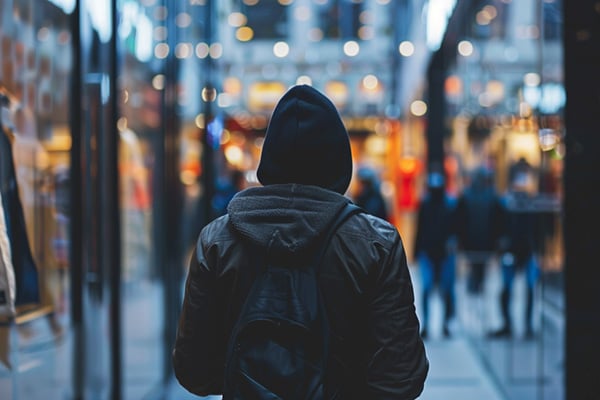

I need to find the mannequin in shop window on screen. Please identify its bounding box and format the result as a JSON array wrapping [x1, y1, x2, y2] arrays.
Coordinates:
[[0, 94, 17, 321], [0, 90, 64, 369], [0, 92, 41, 309]]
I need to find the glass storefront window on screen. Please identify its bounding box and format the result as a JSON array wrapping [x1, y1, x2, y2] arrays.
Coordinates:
[[118, 60, 164, 399], [0, 0, 73, 398], [0, 0, 573, 399], [118, 1, 168, 398], [443, 0, 565, 398]]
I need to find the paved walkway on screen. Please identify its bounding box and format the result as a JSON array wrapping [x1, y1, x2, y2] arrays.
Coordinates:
[[410, 265, 505, 400], [419, 337, 503, 400]]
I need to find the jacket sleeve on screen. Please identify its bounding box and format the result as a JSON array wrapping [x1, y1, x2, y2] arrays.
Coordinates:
[[365, 232, 429, 399], [172, 240, 224, 396]]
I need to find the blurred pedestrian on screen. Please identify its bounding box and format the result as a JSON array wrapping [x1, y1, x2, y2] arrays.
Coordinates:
[[354, 166, 389, 221], [173, 85, 428, 398], [488, 170, 539, 339], [454, 166, 504, 294], [414, 168, 457, 338]]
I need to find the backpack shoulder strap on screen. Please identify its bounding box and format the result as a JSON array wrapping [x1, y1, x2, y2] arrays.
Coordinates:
[[311, 202, 362, 395]]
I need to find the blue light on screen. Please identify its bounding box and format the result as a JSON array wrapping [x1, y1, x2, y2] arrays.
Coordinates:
[[207, 115, 223, 150]]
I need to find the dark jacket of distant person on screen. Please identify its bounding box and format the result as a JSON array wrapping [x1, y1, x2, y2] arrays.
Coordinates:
[[173, 85, 428, 399], [454, 167, 503, 253], [354, 166, 389, 221], [414, 172, 456, 265]]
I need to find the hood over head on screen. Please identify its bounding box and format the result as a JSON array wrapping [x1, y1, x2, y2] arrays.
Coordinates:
[[257, 85, 352, 195], [227, 184, 351, 255]]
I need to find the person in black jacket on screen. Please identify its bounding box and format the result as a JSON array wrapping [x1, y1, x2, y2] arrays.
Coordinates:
[[488, 171, 539, 339], [414, 169, 457, 339], [173, 85, 428, 398], [353, 166, 389, 221], [454, 166, 504, 294]]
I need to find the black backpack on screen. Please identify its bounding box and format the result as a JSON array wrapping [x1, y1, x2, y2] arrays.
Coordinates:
[[224, 203, 362, 400]]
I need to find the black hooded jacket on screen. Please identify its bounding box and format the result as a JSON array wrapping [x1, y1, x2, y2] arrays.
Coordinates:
[[173, 85, 428, 399]]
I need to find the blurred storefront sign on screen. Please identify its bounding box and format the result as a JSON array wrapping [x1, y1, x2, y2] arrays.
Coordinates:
[[247, 81, 286, 113], [324, 80, 349, 110], [396, 156, 421, 211]]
